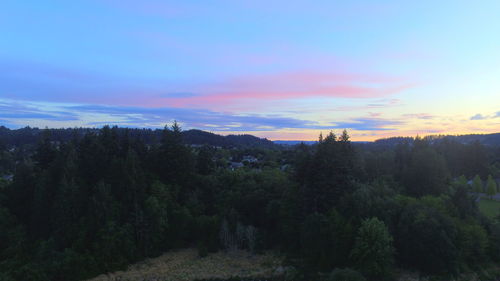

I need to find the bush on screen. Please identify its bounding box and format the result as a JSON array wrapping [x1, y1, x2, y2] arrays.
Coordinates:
[[350, 218, 394, 280]]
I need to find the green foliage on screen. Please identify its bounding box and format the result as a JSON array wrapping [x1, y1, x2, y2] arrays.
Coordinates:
[[456, 221, 489, 266], [339, 182, 398, 227], [299, 213, 334, 272], [0, 126, 498, 280], [157, 122, 195, 185], [395, 198, 460, 275], [473, 175, 483, 193], [456, 175, 468, 187], [297, 209, 355, 274], [402, 145, 449, 197], [452, 175, 469, 194], [93, 221, 135, 272], [196, 215, 220, 255], [488, 223, 500, 261], [143, 181, 171, 255], [450, 183, 478, 219], [486, 175, 497, 198], [0, 206, 26, 262], [197, 145, 216, 175], [350, 218, 394, 280], [298, 131, 357, 213]]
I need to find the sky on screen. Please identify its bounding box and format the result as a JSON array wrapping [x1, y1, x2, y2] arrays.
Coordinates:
[[1, 0, 499, 141]]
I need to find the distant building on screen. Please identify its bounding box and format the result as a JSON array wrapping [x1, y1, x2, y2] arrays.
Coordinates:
[[242, 155, 258, 163], [1, 174, 13, 182], [229, 162, 244, 170]]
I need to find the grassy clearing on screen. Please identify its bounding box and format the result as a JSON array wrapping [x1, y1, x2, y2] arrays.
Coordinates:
[[87, 248, 282, 281], [478, 198, 500, 219]]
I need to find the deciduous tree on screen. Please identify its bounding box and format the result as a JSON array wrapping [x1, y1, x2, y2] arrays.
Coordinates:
[[350, 217, 394, 280]]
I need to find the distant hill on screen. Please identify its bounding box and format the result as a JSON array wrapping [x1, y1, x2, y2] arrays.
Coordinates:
[[373, 133, 500, 147], [273, 140, 317, 146], [446, 133, 500, 146], [274, 133, 500, 147], [2, 125, 498, 149], [0, 126, 275, 148], [184, 129, 275, 148]]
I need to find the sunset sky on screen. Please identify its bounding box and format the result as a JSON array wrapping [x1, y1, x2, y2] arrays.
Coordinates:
[[1, 0, 499, 140]]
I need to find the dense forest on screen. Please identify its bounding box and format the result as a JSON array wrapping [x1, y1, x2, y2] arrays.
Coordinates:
[[0, 124, 499, 281], [0, 126, 275, 149]]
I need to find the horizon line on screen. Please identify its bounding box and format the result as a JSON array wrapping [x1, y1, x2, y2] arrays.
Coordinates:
[[1, 124, 498, 143]]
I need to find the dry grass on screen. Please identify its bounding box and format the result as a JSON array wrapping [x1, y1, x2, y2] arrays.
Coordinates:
[[87, 248, 282, 281]]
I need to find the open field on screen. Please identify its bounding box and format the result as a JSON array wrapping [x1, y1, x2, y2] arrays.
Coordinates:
[[478, 198, 500, 219], [87, 249, 282, 281]]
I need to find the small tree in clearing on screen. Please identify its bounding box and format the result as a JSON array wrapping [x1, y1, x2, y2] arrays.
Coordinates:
[[486, 175, 498, 199], [473, 175, 483, 193]]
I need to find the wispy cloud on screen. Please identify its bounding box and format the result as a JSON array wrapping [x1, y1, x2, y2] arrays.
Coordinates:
[[69, 104, 338, 131], [470, 112, 500, 120], [402, 113, 435, 120], [164, 72, 411, 109], [0, 98, 411, 133], [0, 99, 335, 132], [0, 100, 79, 121], [0, 59, 411, 111], [470, 113, 488, 120], [330, 117, 404, 131], [331, 99, 402, 112]]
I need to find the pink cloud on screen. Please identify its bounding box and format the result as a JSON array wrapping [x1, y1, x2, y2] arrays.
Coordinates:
[[2, 59, 411, 114], [162, 72, 411, 109]]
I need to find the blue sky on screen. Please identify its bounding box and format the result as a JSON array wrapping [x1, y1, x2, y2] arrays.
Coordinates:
[[1, 0, 499, 140]]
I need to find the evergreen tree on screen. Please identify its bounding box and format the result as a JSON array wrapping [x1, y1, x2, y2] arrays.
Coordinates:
[[340, 129, 350, 142], [451, 183, 477, 219], [301, 131, 355, 213], [196, 145, 215, 175], [472, 175, 483, 193], [455, 175, 468, 190], [463, 141, 489, 178], [157, 122, 194, 185], [0, 125, 498, 280], [402, 146, 449, 197], [33, 129, 56, 170], [143, 181, 171, 255], [486, 175, 497, 198]]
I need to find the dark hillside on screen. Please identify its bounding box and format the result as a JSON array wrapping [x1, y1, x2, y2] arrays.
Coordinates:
[[0, 126, 275, 148]]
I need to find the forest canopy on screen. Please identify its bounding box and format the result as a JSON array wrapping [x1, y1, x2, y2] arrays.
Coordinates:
[[0, 124, 499, 281]]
